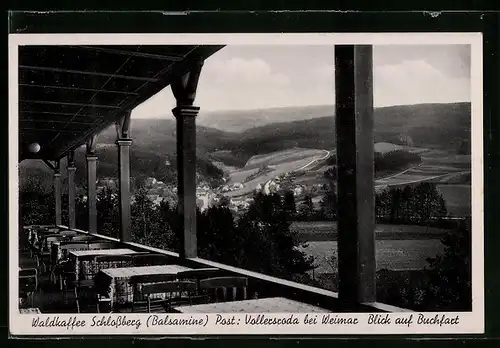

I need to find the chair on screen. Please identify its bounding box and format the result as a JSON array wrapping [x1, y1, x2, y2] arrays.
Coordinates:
[[19, 268, 38, 308], [87, 242, 116, 250], [199, 276, 248, 303], [177, 268, 224, 300], [73, 255, 133, 313], [19, 258, 38, 270], [33, 244, 51, 274], [177, 268, 223, 283], [137, 281, 197, 313], [131, 254, 172, 267], [72, 235, 95, 242], [129, 274, 175, 312]]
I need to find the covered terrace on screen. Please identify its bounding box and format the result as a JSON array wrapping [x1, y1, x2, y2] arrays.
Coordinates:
[[17, 44, 407, 314]]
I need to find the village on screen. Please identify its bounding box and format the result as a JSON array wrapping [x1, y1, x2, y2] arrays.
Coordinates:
[[95, 170, 327, 215]]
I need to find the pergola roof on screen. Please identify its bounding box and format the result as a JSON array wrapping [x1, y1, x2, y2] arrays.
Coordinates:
[[19, 44, 224, 161]]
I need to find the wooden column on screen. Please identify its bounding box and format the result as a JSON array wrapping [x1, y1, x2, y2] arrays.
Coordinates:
[[53, 162, 62, 226], [86, 135, 98, 235], [335, 45, 376, 306], [174, 105, 199, 258], [171, 61, 203, 259], [116, 112, 132, 242], [67, 150, 77, 229]]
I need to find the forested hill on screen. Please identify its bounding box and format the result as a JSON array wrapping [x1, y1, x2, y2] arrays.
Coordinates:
[[19, 102, 470, 186]]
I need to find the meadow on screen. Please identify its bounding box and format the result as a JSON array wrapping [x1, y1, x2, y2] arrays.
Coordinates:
[[299, 239, 446, 274], [436, 184, 472, 216], [291, 221, 448, 243]]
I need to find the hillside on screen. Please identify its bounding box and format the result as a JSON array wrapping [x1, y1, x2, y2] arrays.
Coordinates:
[[19, 102, 470, 187], [212, 102, 471, 166], [197, 105, 333, 132]]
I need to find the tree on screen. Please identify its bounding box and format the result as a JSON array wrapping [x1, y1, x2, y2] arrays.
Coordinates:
[[197, 205, 241, 265], [218, 195, 230, 208], [298, 195, 315, 221], [282, 190, 297, 220], [131, 186, 159, 239], [19, 177, 55, 225], [374, 183, 447, 225], [323, 167, 337, 181], [236, 192, 315, 280], [96, 187, 119, 237], [319, 182, 337, 221], [75, 192, 88, 230], [424, 218, 471, 310]]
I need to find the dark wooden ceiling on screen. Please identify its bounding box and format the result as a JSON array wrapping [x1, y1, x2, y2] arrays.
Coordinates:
[[19, 44, 224, 161]]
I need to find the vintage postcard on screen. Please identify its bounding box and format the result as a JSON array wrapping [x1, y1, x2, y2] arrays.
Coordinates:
[[9, 32, 484, 336]]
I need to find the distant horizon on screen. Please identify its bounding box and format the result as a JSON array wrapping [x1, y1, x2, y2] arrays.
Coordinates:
[[131, 100, 471, 119], [132, 45, 471, 119]]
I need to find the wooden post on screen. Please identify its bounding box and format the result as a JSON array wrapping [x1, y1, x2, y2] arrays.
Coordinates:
[[86, 135, 98, 235], [335, 45, 376, 306], [116, 111, 133, 242], [171, 61, 203, 259], [67, 150, 76, 229], [54, 168, 62, 226], [173, 105, 199, 258]]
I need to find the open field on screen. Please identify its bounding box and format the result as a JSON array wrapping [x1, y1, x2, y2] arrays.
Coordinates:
[[227, 167, 261, 184], [374, 142, 429, 155], [226, 158, 320, 197], [224, 148, 330, 197], [245, 148, 327, 169], [221, 141, 472, 215], [437, 184, 472, 216], [299, 239, 446, 274], [292, 221, 449, 243]]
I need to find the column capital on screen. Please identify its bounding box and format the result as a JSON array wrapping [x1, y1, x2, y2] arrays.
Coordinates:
[[53, 172, 62, 178], [116, 138, 133, 146], [86, 155, 98, 161], [172, 105, 200, 119], [67, 166, 77, 172]]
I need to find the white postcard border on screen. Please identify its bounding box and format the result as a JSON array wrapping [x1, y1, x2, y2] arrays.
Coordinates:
[[9, 32, 484, 336]]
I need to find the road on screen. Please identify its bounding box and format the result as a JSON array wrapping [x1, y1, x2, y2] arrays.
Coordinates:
[[297, 150, 331, 171]]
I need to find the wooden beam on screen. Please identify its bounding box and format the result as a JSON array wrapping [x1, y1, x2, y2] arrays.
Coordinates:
[[21, 119, 95, 125], [22, 128, 86, 133], [42, 159, 56, 171], [21, 99, 124, 109], [20, 83, 139, 95], [77, 45, 185, 61], [335, 45, 376, 307], [19, 65, 160, 82], [20, 110, 99, 118]]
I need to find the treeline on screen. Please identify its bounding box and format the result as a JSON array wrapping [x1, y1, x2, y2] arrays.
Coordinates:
[[375, 183, 448, 225], [290, 181, 447, 227], [374, 150, 422, 173], [323, 150, 421, 179]]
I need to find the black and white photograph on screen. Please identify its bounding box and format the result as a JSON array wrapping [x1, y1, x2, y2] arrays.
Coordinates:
[[9, 33, 484, 335]]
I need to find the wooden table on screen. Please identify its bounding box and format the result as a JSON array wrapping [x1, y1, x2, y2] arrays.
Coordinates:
[[69, 248, 138, 280], [95, 264, 192, 307], [20, 308, 41, 314], [174, 297, 330, 313]]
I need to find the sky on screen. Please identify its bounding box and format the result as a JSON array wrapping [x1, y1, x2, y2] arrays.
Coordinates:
[[132, 44, 471, 119]]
